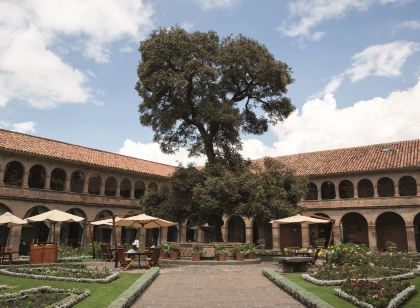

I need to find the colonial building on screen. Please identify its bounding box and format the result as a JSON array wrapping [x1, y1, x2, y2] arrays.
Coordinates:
[[1, 128, 419, 254], [0, 129, 175, 254]]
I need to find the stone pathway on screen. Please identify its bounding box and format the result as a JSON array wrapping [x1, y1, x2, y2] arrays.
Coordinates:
[[132, 263, 302, 308]]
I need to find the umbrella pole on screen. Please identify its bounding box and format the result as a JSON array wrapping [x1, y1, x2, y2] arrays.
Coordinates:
[[112, 216, 118, 268], [89, 223, 95, 259], [327, 220, 334, 247], [52, 222, 56, 244]]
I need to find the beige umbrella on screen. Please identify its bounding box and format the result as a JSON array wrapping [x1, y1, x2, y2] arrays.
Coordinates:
[[115, 214, 176, 229], [90, 217, 121, 226], [115, 214, 176, 248], [0, 212, 27, 248], [270, 214, 330, 225], [26, 209, 85, 243]]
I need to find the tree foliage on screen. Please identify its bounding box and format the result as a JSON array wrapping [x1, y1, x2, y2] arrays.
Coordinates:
[[136, 27, 295, 166]]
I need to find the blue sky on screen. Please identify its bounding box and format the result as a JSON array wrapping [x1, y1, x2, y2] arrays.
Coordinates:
[[1, 0, 420, 165]]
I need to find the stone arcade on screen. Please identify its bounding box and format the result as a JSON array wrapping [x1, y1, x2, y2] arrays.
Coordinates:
[[1, 128, 419, 254]]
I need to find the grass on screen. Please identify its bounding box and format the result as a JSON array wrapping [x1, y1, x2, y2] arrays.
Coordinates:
[[0, 272, 141, 307], [285, 273, 420, 308]]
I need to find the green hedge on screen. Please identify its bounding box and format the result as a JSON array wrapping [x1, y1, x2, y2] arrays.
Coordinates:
[[107, 267, 159, 308], [262, 268, 333, 308]]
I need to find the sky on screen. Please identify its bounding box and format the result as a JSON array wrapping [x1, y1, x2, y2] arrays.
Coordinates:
[[1, 0, 420, 166]]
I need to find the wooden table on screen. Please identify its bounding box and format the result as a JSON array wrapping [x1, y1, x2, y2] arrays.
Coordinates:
[[126, 250, 150, 269]]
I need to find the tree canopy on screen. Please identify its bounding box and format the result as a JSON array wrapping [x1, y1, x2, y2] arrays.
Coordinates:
[[136, 27, 295, 166]]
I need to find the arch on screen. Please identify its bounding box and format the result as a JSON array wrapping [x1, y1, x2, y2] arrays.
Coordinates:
[[227, 215, 246, 243], [341, 212, 369, 246], [148, 182, 158, 193], [376, 212, 407, 251], [309, 213, 331, 247], [321, 181, 336, 200], [134, 180, 146, 199], [3, 161, 24, 186], [252, 217, 273, 248], [305, 182, 318, 200], [120, 178, 132, 198], [377, 177, 395, 197], [28, 164, 46, 189], [88, 173, 101, 195], [357, 179, 374, 198], [50, 168, 66, 191], [60, 208, 86, 247], [398, 176, 417, 196], [105, 177, 117, 196], [93, 210, 114, 243], [167, 225, 178, 242], [339, 180, 354, 199], [70, 170, 85, 193], [0, 203, 12, 247], [186, 219, 196, 242], [146, 229, 160, 247], [20, 206, 50, 255], [414, 213, 420, 252]]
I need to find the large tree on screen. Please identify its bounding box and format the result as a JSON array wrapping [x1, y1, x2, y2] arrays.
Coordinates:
[[136, 27, 295, 166]]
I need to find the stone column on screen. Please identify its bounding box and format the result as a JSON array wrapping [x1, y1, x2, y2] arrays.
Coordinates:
[[45, 174, 51, 189], [406, 225, 416, 252], [180, 221, 187, 242], [317, 187, 322, 200], [332, 225, 341, 245], [100, 181, 105, 195], [368, 225, 377, 251], [373, 184, 379, 198], [395, 182, 400, 196], [116, 180, 121, 197], [161, 227, 168, 244], [9, 225, 22, 253], [51, 223, 61, 243], [65, 178, 71, 192], [197, 229, 203, 243], [130, 185, 135, 199], [301, 224, 310, 247], [244, 217, 253, 244], [83, 178, 89, 194], [354, 185, 358, 198], [417, 183, 420, 196], [272, 223, 280, 250], [0, 166, 4, 185], [115, 227, 122, 246], [22, 171, 29, 188], [334, 184, 340, 199], [222, 215, 229, 242]]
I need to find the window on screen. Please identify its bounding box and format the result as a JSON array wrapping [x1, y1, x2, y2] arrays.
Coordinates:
[[105, 177, 117, 196], [377, 177, 395, 197], [88, 173, 101, 195], [398, 176, 417, 196], [70, 171, 85, 193], [321, 181, 336, 199], [357, 179, 374, 198], [120, 179, 131, 198], [50, 168, 66, 191], [4, 161, 24, 186], [28, 165, 46, 189], [305, 182, 318, 200], [339, 180, 354, 199], [134, 180, 145, 199]]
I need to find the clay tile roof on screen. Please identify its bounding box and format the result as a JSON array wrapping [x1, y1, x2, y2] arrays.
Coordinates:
[[273, 139, 420, 177], [0, 129, 177, 177]]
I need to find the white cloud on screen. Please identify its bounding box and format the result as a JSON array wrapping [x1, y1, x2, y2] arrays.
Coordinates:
[[279, 0, 410, 42], [317, 41, 419, 97], [245, 78, 420, 156], [198, 0, 238, 10], [348, 41, 419, 82], [119, 139, 207, 166], [180, 21, 195, 32], [395, 19, 420, 31], [0, 120, 36, 134], [0, 0, 154, 108]]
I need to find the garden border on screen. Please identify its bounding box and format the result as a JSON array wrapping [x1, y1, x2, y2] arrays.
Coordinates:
[[335, 285, 416, 308], [262, 268, 334, 308], [107, 267, 159, 308], [0, 286, 90, 308], [301, 272, 415, 286], [0, 266, 119, 283]]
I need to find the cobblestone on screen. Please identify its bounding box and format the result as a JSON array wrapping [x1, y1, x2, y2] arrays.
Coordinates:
[[132, 263, 302, 308]]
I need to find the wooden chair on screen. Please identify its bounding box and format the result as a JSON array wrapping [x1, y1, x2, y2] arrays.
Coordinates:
[[144, 247, 161, 269], [117, 248, 133, 271], [101, 244, 113, 262]]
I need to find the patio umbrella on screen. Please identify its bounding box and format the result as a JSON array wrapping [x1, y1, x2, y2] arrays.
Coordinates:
[[0, 212, 27, 248], [90, 216, 121, 226], [26, 209, 84, 243], [270, 214, 330, 225], [115, 214, 175, 248]]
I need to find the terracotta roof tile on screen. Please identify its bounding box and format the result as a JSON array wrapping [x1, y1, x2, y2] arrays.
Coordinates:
[[0, 129, 176, 177], [273, 139, 420, 177]]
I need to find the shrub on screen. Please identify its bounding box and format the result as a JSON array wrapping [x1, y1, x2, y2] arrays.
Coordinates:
[[244, 243, 257, 254], [232, 245, 245, 254], [192, 245, 203, 253], [214, 245, 226, 255]]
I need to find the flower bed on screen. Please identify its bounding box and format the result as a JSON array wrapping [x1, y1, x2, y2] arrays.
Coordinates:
[[335, 279, 416, 308], [0, 286, 90, 308], [0, 264, 119, 283], [302, 272, 415, 286]]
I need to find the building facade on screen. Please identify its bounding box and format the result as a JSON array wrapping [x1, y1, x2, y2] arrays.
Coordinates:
[[1, 128, 420, 254]]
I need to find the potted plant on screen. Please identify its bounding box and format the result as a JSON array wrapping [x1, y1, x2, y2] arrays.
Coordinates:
[[244, 243, 257, 259], [169, 243, 180, 260], [257, 238, 266, 250], [161, 243, 170, 259], [214, 245, 227, 261], [232, 245, 245, 261], [191, 245, 203, 261]]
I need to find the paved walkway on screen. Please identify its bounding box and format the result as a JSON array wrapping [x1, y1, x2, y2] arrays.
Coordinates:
[[132, 263, 302, 308]]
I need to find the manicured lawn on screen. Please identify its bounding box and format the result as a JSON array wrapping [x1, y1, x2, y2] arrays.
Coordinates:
[[0, 272, 141, 307], [285, 273, 420, 308]]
